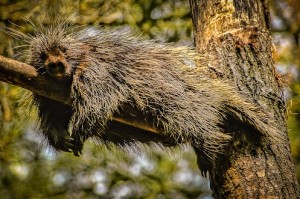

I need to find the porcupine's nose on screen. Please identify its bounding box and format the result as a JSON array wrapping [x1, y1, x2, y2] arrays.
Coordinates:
[[46, 61, 65, 76], [45, 54, 67, 77]]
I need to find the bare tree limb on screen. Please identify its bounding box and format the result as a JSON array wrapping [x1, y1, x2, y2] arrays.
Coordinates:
[[0, 55, 161, 138], [0, 55, 71, 103]]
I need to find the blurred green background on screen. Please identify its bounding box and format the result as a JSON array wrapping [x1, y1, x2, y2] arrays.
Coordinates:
[[0, 0, 299, 198]]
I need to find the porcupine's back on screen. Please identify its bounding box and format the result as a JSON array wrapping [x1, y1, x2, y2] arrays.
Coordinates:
[[69, 27, 282, 161]]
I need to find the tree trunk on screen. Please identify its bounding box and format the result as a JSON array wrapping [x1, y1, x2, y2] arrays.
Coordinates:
[[190, 0, 300, 198]]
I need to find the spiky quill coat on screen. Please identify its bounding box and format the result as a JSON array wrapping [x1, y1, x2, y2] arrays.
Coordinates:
[[18, 23, 282, 173]]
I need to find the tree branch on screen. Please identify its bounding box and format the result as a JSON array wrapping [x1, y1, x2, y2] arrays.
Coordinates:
[[0, 55, 162, 140], [0, 55, 70, 103]]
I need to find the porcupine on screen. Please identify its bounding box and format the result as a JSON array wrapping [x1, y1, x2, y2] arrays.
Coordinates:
[[16, 22, 281, 173]]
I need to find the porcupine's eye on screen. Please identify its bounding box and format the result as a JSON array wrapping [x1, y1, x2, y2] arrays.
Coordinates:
[[59, 46, 67, 53], [40, 52, 47, 61]]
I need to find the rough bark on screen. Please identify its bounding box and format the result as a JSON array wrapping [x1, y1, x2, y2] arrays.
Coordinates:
[[190, 0, 300, 198]]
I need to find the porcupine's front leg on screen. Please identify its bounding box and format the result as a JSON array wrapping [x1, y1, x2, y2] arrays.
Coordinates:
[[39, 102, 84, 156], [33, 95, 76, 152]]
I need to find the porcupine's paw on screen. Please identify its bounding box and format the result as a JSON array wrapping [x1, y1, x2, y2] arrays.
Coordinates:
[[53, 134, 75, 153], [69, 135, 84, 157], [47, 131, 80, 155]]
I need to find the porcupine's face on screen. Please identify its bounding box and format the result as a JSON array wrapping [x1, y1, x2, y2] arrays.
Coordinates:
[[28, 28, 77, 80]]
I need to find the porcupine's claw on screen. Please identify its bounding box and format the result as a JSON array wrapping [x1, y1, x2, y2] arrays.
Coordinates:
[[63, 138, 75, 153], [69, 137, 83, 157], [56, 135, 73, 153]]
